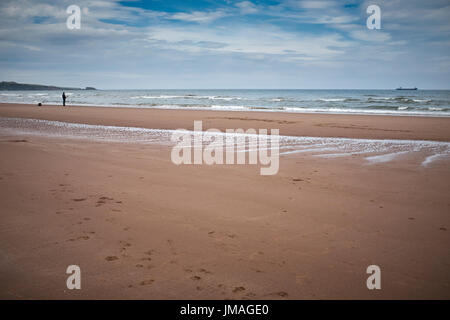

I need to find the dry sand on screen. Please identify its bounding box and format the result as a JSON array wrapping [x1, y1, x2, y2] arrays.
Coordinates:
[[0, 103, 449, 299]]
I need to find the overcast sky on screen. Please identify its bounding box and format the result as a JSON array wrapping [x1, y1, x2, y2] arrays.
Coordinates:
[[0, 0, 449, 89]]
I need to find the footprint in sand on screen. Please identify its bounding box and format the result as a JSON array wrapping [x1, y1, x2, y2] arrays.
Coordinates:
[[67, 236, 90, 242], [105, 256, 118, 261], [191, 276, 201, 281], [233, 287, 246, 293], [198, 268, 212, 274], [251, 268, 263, 273], [120, 241, 131, 248], [269, 291, 288, 297], [97, 197, 114, 205], [72, 198, 87, 202], [119, 242, 131, 256], [140, 279, 154, 286], [99, 196, 114, 200]]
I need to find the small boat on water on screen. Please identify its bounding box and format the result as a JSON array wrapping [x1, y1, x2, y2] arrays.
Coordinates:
[[396, 87, 417, 90]]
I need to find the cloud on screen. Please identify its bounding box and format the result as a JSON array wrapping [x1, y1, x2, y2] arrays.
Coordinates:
[[0, 0, 449, 88], [298, 1, 336, 9], [144, 23, 352, 59], [236, 1, 258, 14], [168, 10, 227, 23]]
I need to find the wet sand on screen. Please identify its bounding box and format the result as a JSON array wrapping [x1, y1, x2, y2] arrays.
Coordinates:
[[1, 103, 450, 141], [0, 103, 449, 299]]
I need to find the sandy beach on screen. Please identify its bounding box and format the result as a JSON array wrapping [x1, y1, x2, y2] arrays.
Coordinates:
[[1, 103, 450, 141], [0, 103, 449, 299]]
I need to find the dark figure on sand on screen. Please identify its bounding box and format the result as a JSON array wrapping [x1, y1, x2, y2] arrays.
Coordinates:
[[62, 92, 66, 106]]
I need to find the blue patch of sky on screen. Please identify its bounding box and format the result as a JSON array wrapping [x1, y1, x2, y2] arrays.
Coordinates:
[[118, 0, 225, 13], [33, 16, 50, 24]]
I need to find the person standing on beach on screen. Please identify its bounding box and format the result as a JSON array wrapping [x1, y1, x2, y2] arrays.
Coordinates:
[[62, 92, 66, 106]]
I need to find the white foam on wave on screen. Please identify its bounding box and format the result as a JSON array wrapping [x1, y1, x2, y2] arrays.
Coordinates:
[[319, 98, 346, 102], [279, 147, 339, 155], [421, 153, 448, 166], [281, 107, 450, 117], [210, 105, 248, 110], [129, 95, 241, 101], [0, 93, 21, 96], [130, 95, 188, 99], [365, 151, 410, 164]]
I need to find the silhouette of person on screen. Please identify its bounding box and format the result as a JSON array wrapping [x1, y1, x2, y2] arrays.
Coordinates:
[[62, 92, 66, 106]]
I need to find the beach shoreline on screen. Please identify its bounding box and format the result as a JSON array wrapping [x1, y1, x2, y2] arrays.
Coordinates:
[[1, 103, 450, 142]]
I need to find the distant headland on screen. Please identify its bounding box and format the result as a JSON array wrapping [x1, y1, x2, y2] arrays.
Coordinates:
[[0, 81, 96, 91]]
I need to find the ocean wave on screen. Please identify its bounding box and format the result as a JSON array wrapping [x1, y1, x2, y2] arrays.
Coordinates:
[[2, 90, 449, 117], [0, 93, 21, 96], [318, 98, 346, 102], [317, 98, 360, 102], [366, 97, 438, 104], [210, 96, 242, 100], [210, 105, 248, 110], [129, 94, 246, 101], [282, 106, 450, 116], [130, 95, 192, 99]]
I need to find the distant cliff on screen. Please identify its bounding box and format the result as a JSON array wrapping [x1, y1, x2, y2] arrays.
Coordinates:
[[0, 81, 96, 91]]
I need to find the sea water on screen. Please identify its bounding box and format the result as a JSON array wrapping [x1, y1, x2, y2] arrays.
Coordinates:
[[1, 89, 449, 117]]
